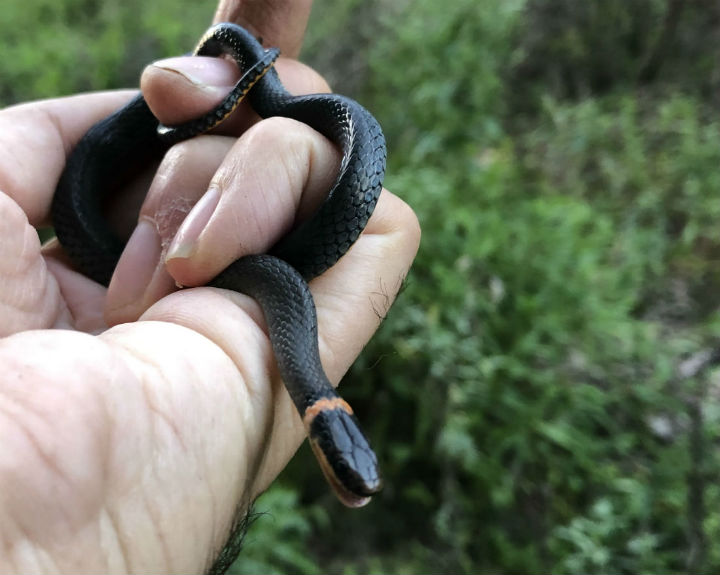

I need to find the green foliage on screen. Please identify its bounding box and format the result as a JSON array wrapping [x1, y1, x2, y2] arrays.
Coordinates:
[[508, 0, 665, 98], [366, 0, 523, 164], [330, 0, 720, 572], [229, 487, 319, 574], [508, 0, 720, 107], [4, 0, 720, 572], [0, 0, 210, 105], [522, 95, 720, 317]]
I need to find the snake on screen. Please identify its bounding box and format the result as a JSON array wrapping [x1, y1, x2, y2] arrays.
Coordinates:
[[51, 23, 386, 507]]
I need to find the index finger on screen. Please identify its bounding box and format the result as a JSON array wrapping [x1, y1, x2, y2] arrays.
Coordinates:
[[213, 0, 314, 58], [0, 91, 137, 227]]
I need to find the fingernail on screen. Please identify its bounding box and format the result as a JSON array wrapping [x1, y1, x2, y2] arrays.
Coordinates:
[[152, 57, 236, 90], [166, 187, 220, 262], [108, 219, 162, 309]]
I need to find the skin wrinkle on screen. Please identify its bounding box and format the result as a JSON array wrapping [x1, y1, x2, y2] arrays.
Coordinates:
[[138, 291, 267, 408], [91, 337, 133, 462], [0, 149, 22, 208], [135, 357, 199, 572], [111, 493, 158, 573], [206, 410, 258, 564], [0, 408, 93, 568], [99, 507, 129, 573], [1, 296, 50, 335], [277, 127, 307, 188], [272, 121, 332, 224], [135, 295, 303, 509], [0, 525, 8, 568], [203, 423, 256, 571], [142, 379, 188, 455], [235, 119, 307, 233], [99, 362, 157, 574], [109, 401, 173, 573], [1, 346, 117, 533], [5, 285, 54, 334], [189, 376, 240, 564], [0, 195, 35, 283], [7, 533, 46, 573], [11, 413, 70, 495], [206, 471, 221, 575], [242, 398, 278, 500], [42, 265, 79, 331], [97, 331, 182, 449], [109, 336, 190, 455], [34, 542, 58, 573], [0, 377, 74, 495], [229, 166, 276, 251], [10, 222, 34, 276], [0, 126, 35, 218], [214, 310, 271, 404], [139, 488, 172, 573], [97, 364, 130, 573], [37, 106, 72, 160], [169, 301, 273, 507], [210, 157, 238, 201], [227, 198, 253, 256], [0, 133, 49, 224], [247, 391, 300, 498], [101, 315, 261, 561], [0, 409, 70, 557], [316, 313, 351, 384], [4, 256, 55, 330], [247, 170, 289, 245], [247, 181, 278, 253]]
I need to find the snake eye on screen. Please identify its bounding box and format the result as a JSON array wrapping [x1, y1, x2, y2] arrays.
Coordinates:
[[307, 407, 383, 507]]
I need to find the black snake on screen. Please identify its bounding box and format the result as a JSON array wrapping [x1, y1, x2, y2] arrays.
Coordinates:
[[51, 23, 386, 507]]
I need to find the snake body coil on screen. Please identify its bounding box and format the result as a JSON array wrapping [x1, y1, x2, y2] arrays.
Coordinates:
[[52, 23, 386, 507]]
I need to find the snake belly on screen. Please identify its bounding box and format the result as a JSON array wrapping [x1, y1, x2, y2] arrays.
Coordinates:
[[51, 23, 386, 507]]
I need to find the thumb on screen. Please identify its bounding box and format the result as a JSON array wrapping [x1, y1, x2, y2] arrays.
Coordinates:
[[140, 54, 331, 133], [141, 56, 247, 129]]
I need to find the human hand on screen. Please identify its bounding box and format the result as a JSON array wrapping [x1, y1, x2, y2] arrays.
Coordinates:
[[0, 2, 419, 573]]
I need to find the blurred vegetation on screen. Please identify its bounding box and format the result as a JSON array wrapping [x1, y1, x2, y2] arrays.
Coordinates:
[[3, 0, 720, 572]]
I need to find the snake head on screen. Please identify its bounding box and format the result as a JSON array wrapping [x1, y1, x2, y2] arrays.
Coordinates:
[[304, 397, 383, 507]]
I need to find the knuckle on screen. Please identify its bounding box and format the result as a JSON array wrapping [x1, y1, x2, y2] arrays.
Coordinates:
[[371, 189, 422, 246], [393, 193, 422, 241]]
